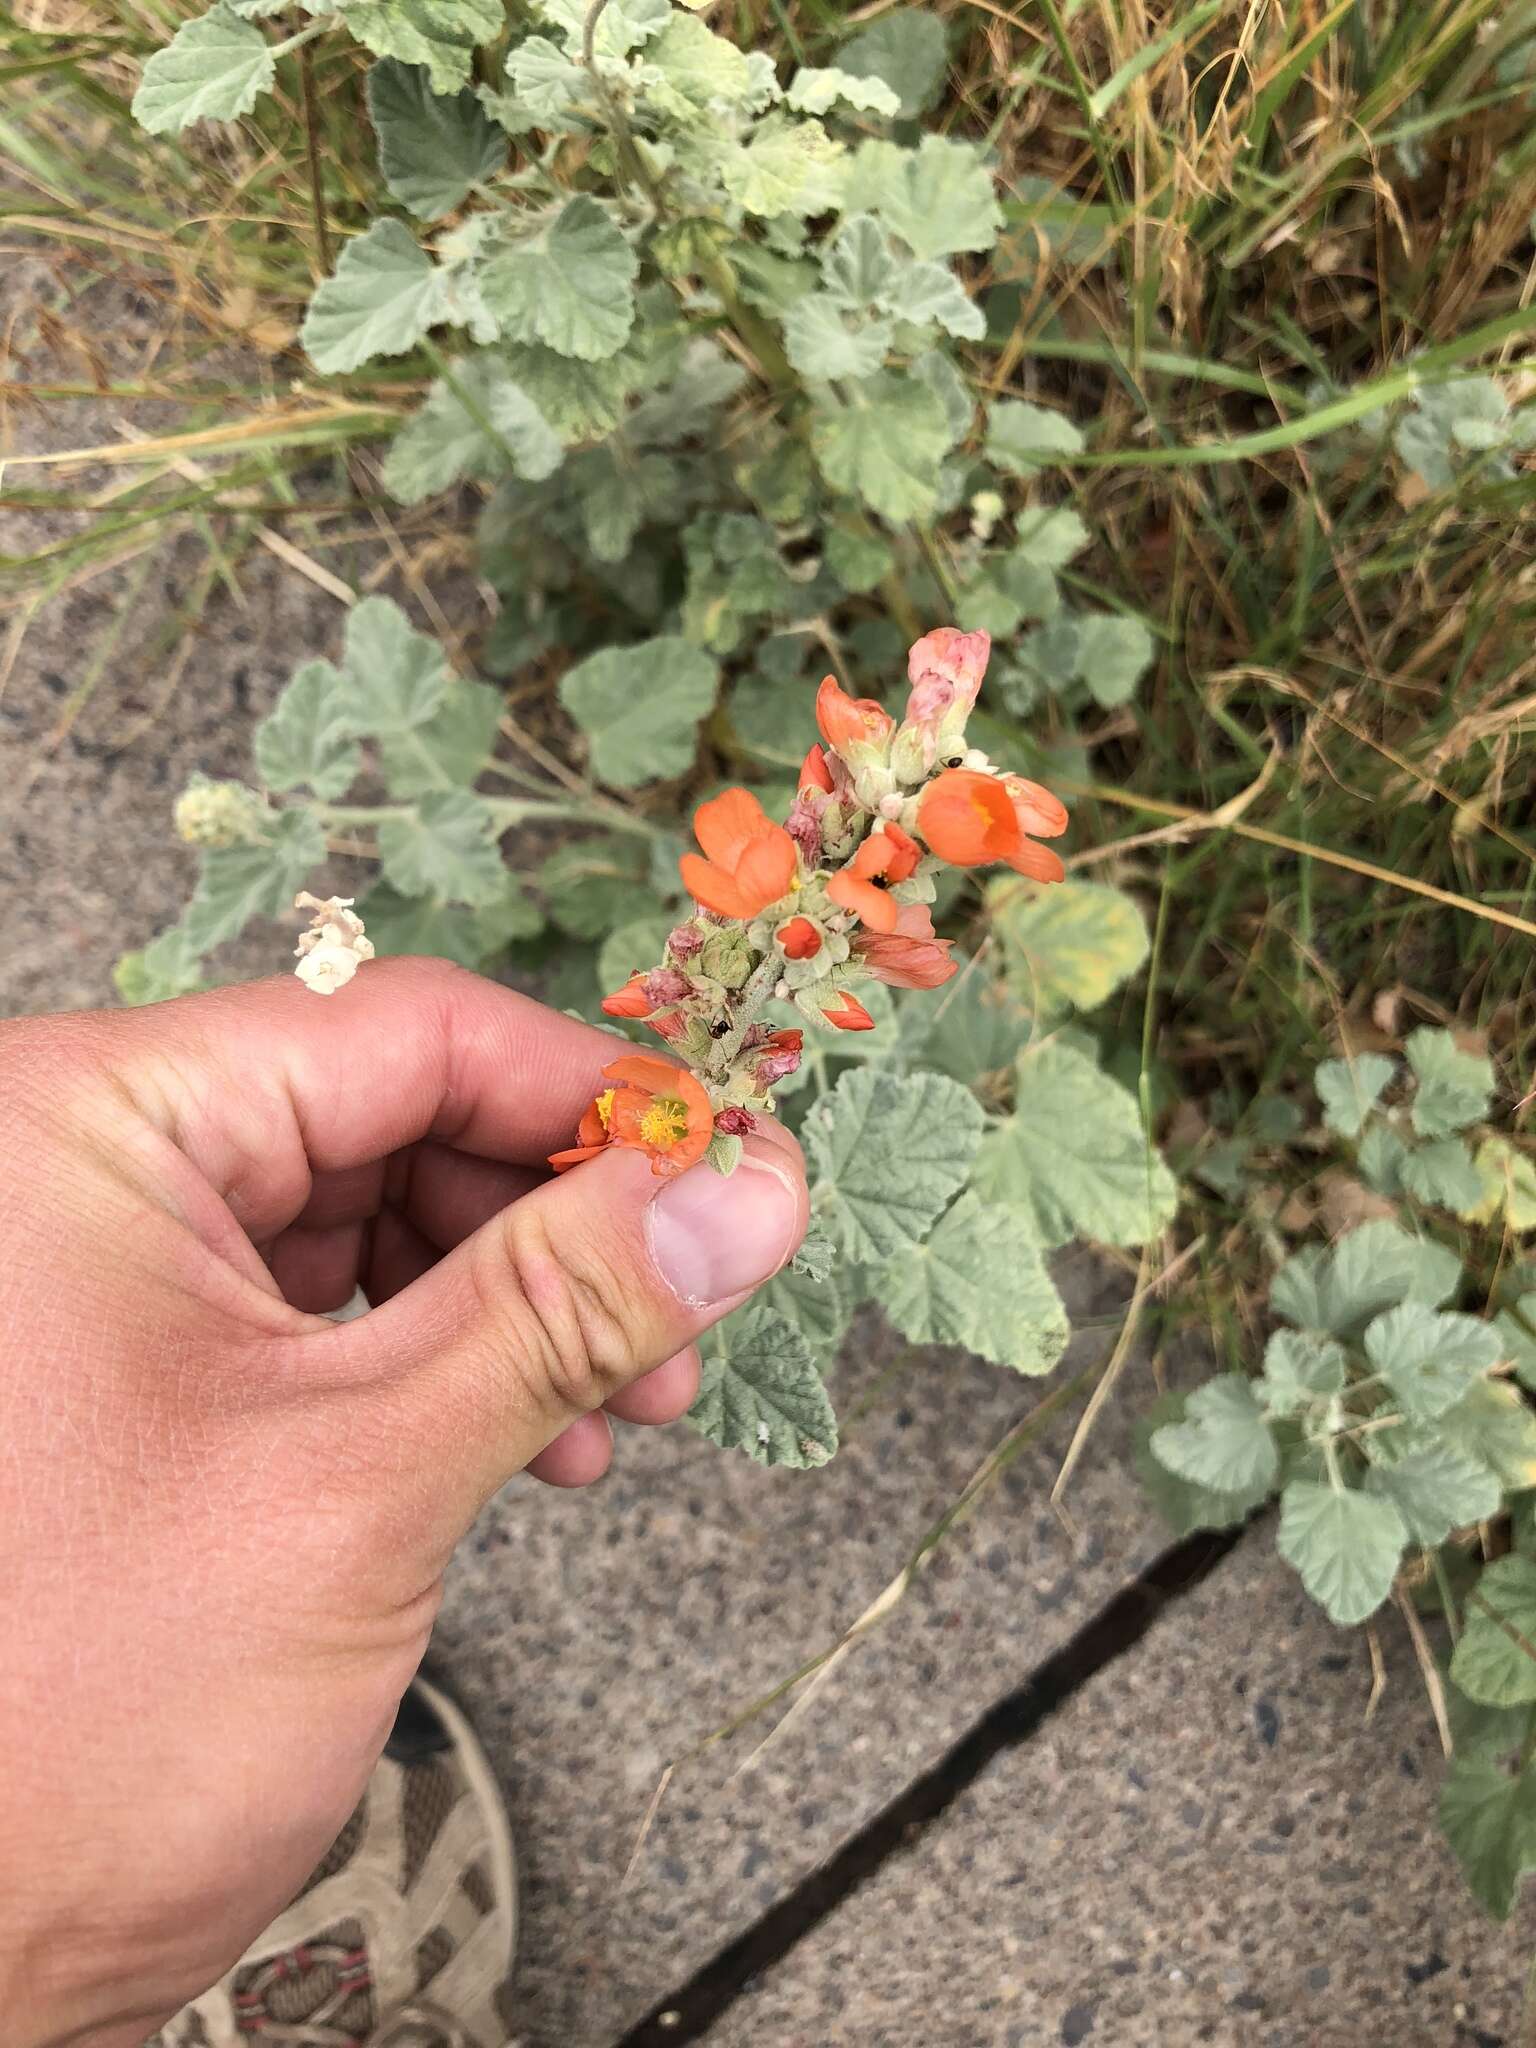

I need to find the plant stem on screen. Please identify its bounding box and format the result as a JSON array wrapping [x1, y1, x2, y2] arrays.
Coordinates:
[[297, 35, 332, 277], [711, 954, 783, 1078]]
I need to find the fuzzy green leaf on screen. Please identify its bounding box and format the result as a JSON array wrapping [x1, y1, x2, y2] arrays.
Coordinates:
[[1075, 613, 1155, 708], [721, 115, 846, 217], [690, 1304, 839, 1468], [339, 0, 504, 92], [1463, 1139, 1536, 1228], [896, 971, 1032, 1092], [881, 1193, 1069, 1373], [358, 878, 540, 966], [376, 790, 505, 905], [1440, 1759, 1536, 1920], [782, 295, 892, 379], [377, 676, 504, 798], [1497, 1297, 1536, 1391], [821, 213, 901, 307], [1012, 505, 1091, 570], [301, 220, 449, 374], [559, 636, 718, 786], [114, 925, 209, 1006], [1150, 1374, 1278, 1497], [888, 258, 985, 338], [181, 809, 327, 954], [493, 341, 645, 441], [987, 878, 1149, 1015], [1257, 1329, 1347, 1416], [333, 596, 449, 737], [531, 0, 670, 59], [1363, 1438, 1501, 1547], [477, 196, 637, 361], [1276, 1480, 1407, 1625], [1452, 1557, 1536, 1707], [986, 399, 1085, 473], [133, 5, 275, 135], [971, 1040, 1177, 1248], [1271, 1217, 1462, 1337], [383, 356, 563, 502], [785, 66, 900, 118], [806, 1066, 984, 1265], [489, 34, 585, 123], [1440, 1380, 1536, 1493], [1134, 1391, 1271, 1535], [843, 135, 1002, 260], [1407, 1025, 1493, 1138], [839, 9, 948, 119], [1363, 1303, 1502, 1421], [1315, 1051, 1396, 1138], [760, 1257, 857, 1364], [254, 659, 360, 799], [367, 58, 504, 218], [810, 372, 952, 522], [1400, 1136, 1485, 1212], [647, 13, 753, 113]]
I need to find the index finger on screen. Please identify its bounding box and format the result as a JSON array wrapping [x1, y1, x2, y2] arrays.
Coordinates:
[[110, 956, 633, 1235]]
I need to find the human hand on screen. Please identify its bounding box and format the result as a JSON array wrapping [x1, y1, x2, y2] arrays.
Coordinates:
[[0, 960, 806, 2047]]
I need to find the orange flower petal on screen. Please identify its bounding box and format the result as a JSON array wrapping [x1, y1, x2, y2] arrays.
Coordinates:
[[816, 675, 893, 754], [693, 786, 775, 871], [826, 992, 876, 1031], [917, 770, 1020, 867], [732, 826, 798, 913], [827, 869, 900, 933], [855, 933, 957, 988], [549, 1143, 608, 1172], [800, 744, 835, 793], [778, 915, 822, 959], [1005, 838, 1067, 884], [1002, 774, 1069, 839], [679, 851, 756, 919]]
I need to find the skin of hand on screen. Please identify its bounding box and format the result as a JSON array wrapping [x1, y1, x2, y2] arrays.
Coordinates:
[[0, 958, 807, 2048]]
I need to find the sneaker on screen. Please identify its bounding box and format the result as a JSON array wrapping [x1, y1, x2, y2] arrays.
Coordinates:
[[152, 1673, 517, 2048]]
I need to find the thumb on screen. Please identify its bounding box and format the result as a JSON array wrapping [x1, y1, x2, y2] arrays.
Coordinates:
[[335, 1129, 806, 1518]]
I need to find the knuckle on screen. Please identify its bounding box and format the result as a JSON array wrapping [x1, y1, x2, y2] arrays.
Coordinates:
[[475, 1200, 641, 1420]]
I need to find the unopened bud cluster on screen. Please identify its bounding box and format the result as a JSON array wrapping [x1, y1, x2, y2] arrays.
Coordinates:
[[174, 776, 266, 849]]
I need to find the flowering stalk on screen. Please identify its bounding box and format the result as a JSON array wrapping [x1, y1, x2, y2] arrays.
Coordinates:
[[286, 626, 1070, 1179], [550, 626, 1069, 1178]]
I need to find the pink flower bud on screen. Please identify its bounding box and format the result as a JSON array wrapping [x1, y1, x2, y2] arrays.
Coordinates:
[[714, 1107, 757, 1136], [905, 627, 991, 730], [667, 922, 705, 962], [643, 967, 692, 1006]]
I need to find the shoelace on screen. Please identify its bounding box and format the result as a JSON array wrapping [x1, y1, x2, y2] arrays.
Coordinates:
[[249, 2002, 474, 2048]]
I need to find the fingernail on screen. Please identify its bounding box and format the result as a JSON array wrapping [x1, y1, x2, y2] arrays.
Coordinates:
[[647, 1155, 802, 1308]]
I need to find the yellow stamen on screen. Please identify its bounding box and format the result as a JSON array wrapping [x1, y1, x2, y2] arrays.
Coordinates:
[[639, 1096, 690, 1150], [595, 1087, 617, 1131]]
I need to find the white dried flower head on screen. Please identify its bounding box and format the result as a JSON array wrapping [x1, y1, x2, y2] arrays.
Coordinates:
[[293, 892, 374, 996], [174, 777, 264, 848]]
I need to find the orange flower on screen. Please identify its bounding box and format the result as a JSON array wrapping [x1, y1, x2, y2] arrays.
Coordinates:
[[800, 743, 835, 793], [606, 1054, 714, 1177], [816, 675, 894, 758], [600, 975, 651, 1019], [549, 1088, 616, 1172], [825, 992, 876, 1031], [825, 823, 921, 934], [917, 769, 1066, 881], [679, 787, 798, 920], [777, 915, 822, 960]]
